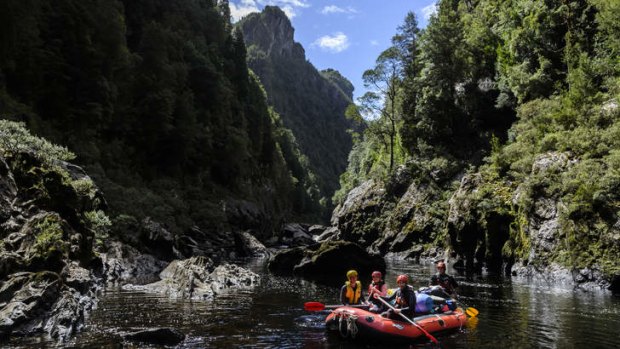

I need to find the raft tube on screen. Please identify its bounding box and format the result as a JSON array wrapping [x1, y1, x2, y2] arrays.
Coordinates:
[[325, 306, 466, 343]]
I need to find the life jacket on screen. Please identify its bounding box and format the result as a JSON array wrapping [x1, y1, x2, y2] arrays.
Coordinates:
[[345, 281, 362, 304]]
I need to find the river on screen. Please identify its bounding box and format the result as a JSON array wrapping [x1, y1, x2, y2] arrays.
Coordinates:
[[6, 258, 620, 348]]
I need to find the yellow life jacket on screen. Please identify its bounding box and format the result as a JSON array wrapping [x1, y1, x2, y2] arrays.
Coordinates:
[[345, 281, 362, 304]]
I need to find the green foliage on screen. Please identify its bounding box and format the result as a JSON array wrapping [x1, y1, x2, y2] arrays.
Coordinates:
[[84, 210, 112, 248], [0, 120, 75, 163], [33, 215, 68, 257], [0, 0, 299, 235], [345, 0, 619, 277], [71, 178, 98, 199]]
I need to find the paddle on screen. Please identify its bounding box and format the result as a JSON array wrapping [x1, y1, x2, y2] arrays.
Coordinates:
[[373, 295, 440, 346], [304, 302, 370, 311], [437, 289, 479, 318]]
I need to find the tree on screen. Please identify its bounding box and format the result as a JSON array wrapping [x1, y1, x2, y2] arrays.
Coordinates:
[[358, 46, 404, 172], [393, 11, 422, 155]]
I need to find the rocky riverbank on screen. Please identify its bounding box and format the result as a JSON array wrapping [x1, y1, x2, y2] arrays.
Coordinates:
[[322, 160, 620, 295], [0, 150, 275, 342]]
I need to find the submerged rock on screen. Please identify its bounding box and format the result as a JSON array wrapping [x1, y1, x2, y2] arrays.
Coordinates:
[[124, 327, 185, 346]]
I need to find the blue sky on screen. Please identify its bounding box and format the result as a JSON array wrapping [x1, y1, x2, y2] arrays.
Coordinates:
[[230, 0, 437, 100]]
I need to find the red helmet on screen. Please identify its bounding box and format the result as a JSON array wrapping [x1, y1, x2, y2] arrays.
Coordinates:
[[396, 274, 408, 284], [372, 271, 382, 278]]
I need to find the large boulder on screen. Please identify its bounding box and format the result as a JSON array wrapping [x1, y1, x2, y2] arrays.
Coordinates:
[[280, 223, 314, 247], [100, 241, 167, 285], [175, 226, 236, 262], [267, 247, 305, 275], [268, 241, 385, 286], [234, 230, 269, 258], [126, 257, 260, 300], [0, 268, 96, 341]]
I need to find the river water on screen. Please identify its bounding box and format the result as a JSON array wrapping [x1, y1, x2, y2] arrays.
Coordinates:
[[6, 258, 620, 348]]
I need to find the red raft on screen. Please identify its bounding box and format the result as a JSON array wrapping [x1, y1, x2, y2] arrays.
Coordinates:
[[325, 306, 466, 343]]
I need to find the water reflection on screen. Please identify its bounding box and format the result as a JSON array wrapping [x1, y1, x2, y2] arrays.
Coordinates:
[[4, 258, 620, 348]]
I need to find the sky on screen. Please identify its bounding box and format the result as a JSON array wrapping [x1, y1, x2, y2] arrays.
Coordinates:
[[229, 0, 437, 100]]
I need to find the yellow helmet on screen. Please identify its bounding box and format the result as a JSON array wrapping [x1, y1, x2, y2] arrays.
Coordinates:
[[346, 270, 358, 279]]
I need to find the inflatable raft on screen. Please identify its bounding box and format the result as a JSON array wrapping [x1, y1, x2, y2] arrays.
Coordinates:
[[325, 306, 466, 343]]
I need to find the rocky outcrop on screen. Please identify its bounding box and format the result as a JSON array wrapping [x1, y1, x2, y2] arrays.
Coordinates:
[[0, 152, 103, 340], [268, 241, 385, 286], [331, 180, 388, 246], [330, 167, 445, 261], [239, 6, 305, 60], [126, 257, 260, 300]]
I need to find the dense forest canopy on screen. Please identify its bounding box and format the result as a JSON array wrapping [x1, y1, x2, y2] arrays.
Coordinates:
[[0, 0, 317, 238], [338, 0, 619, 276]]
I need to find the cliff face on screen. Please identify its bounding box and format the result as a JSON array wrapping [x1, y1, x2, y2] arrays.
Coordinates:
[[238, 6, 355, 218], [240, 7, 305, 61]]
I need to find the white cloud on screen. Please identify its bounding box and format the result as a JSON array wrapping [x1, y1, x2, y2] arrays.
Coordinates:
[[280, 5, 297, 19], [370, 40, 379, 46], [230, 0, 260, 22], [321, 5, 357, 15], [230, 0, 310, 21], [257, 0, 310, 9], [421, 2, 437, 20], [312, 32, 350, 53]]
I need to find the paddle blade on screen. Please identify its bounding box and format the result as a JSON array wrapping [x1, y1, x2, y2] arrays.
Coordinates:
[[465, 307, 479, 317], [304, 302, 326, 311]]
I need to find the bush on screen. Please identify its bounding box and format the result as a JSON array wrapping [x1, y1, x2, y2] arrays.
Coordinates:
[[0, 119, 75, 163]]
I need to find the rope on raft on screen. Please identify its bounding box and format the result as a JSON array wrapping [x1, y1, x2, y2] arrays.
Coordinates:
[[336, 311, 359, 338]]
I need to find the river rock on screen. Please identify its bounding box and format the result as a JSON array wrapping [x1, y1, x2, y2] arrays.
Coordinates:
[[308, 224, 327, 236], [267, 247, 305, 275], [280, 223, 314, 247], [126, 257, 259, 300], [124, 327, 185, 346], [313, 226, 340, 242], [234, 230, 269, 258], [112, 216, 180, 262], [101, 241, 167, 285], [268, 241, 385, 286]]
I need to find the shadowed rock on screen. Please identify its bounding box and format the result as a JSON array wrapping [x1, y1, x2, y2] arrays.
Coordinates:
[[268, 241, 385, 286], [124, 327, 185, 346]]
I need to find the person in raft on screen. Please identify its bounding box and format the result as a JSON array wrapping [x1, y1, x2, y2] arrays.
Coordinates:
[[367, 270, 388, 313], [377, 274, 416, 320], [340, 269, 363, 305], [429, 261, 458, 297]]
